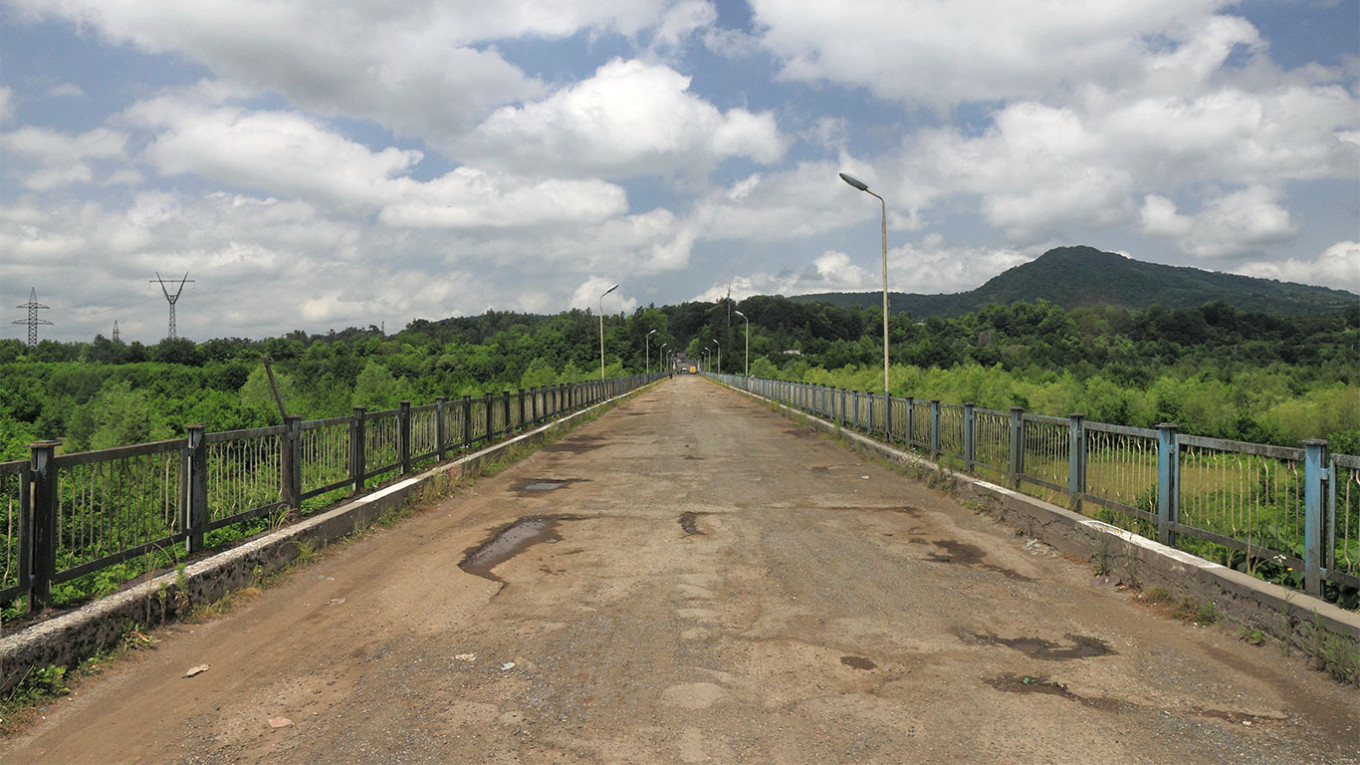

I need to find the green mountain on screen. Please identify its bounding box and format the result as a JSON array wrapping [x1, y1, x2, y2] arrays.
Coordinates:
[[793, 246, 1358, 317]]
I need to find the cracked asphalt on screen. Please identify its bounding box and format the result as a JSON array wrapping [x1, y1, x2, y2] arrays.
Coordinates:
[[4, 376, 1356, 763]]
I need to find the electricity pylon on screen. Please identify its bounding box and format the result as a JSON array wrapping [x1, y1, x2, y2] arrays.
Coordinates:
[[151, 272, 194, 339]]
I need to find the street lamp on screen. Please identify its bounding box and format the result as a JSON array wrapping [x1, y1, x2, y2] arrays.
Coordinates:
[[645, 329, 657, 375], [712, 339, 720, 375], [659, 343, 669, 375], [700, 348, 709, 373], [599, 283, 618, 380], [734, 310, 749, 383], [839, 171, 891, 436]]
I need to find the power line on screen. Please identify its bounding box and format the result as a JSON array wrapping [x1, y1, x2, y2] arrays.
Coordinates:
[[13, 287, 53, 346], [151, 272, 195, 339]]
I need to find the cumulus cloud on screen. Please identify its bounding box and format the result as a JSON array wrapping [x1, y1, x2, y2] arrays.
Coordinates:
[[571, 276, 638, 314], [753, 0, 1238, 107], [124, 94, 629, 229], [464, 58, 786, 178], [0, 125, 129, 190], [1236, 241, 1360, 291], [5, 0, 685, 144], [1139, 186, 1298, 257], [695, 240, 1034, 302]]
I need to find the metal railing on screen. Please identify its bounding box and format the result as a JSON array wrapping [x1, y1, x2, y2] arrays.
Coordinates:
[[2, 374, 661, 612], [711, 373, 1359, 603]]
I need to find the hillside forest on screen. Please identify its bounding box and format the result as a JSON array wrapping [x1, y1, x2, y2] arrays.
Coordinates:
[[2, 296, 1358, 461]]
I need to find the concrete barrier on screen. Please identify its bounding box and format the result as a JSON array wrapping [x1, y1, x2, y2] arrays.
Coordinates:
[[0, 389, 645, 695], [736, 386, 1360, 655]]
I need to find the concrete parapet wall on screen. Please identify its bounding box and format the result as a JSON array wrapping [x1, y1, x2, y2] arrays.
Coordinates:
[[0, 394, 630, 694], [748, 388, 1360, 654]]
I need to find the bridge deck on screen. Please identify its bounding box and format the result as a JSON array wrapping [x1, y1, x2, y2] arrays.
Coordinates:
[[5, 377, 1356, 763]]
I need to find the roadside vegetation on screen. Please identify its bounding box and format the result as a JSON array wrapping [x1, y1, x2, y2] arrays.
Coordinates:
[[3, 298, 1355, 461]]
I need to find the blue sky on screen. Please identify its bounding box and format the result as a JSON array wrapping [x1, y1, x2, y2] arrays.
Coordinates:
[[2, 0, 1357, 343]]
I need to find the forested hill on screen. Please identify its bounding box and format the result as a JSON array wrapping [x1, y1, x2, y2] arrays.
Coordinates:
[[794, 246, 1358, 317]]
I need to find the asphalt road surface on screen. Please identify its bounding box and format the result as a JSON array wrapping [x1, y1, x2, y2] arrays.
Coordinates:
[[4, 377, 1357, 764]]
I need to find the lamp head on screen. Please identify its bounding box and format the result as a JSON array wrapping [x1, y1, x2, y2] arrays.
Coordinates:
[[601, 283, 619, 297], [838, 172, 870, 192]]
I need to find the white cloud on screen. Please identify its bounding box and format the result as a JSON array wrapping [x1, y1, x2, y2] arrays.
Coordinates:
[[464, 58, 786, 178], [1236, 241, 1360, 291], [124, 94, 630, 229], [7, 0, 679, 143], [0, 87, 13, 122], [690, 160, 888, 242], [1139, 185, 1298, 257], [570, 277, 638, 314], [47, 83, 84, 97], [0, 125, 129, 190], [696, 240, 1034, 302], [129, 100, 422, 207], [753, 0, 1237, 107], [650, 0, 717, 52]]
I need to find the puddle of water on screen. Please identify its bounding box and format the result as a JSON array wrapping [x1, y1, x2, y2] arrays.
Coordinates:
[[967, 632, 1116, 661], [986, 673, 1077, 700], [926, 540, 1034, 582], [1199, 709, 1287, 727], [513, 478, 586, 495], [460, 516, 583, 582], [985, 674, 1131, 712], [841, 656, 877, 671], [679, 511, 705, 535], [543, 436, 606, 454]]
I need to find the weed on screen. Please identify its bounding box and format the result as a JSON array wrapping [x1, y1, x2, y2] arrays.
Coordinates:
[[1140, 586, 1173, 605], [1237, 626, 1266, 646], [1120, 544, 1142, 590], [1093, 535, 1112, 578], [292, 540, 318, 564]]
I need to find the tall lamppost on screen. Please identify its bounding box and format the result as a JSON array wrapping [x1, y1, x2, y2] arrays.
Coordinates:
[[700, 348, 709, 373], [733, 310, 749, 384], [712, 339, 720, 375], [839, 171, 891, 436], [659, 343, 669, 374], [645, 329, 657, 375], [599, 283, 619, 380]]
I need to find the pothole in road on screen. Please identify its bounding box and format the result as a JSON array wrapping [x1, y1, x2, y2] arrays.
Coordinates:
[[543, 435, 606, 454], [679, 511, 707, 535], [984, 674, 1127, 712], [965, 632, 1116, 661], [841, 656, 877, 671], [513, 478, 586, 495], [460, 515, 586, 583], [925, 540, 1034, 582]]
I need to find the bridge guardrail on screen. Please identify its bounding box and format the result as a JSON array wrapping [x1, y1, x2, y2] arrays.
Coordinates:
[[2, 374, 663, 614], [709, 373, 1359, 607]]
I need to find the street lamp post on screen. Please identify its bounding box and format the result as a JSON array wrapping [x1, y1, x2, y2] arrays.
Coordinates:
[[712, 339, 720, 375], [645, 329, 657, 375], [839, 171, 891, 437], [659, 343, 669, 375], [599, 283, 618, 380], [734, 310, 749, 384], [700, 348, 709, 373]]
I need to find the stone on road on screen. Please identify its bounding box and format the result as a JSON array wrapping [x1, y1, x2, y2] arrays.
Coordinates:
[[4, 377, 1356, 763]]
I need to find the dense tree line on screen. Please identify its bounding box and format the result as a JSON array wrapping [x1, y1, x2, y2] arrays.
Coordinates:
[[2, 297, 1356, 460]]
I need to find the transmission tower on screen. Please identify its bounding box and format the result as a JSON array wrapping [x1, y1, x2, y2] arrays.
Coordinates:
[[112, 320, 121, 343], [151, 272, 194, 339], [13, 287, 53, 346]]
